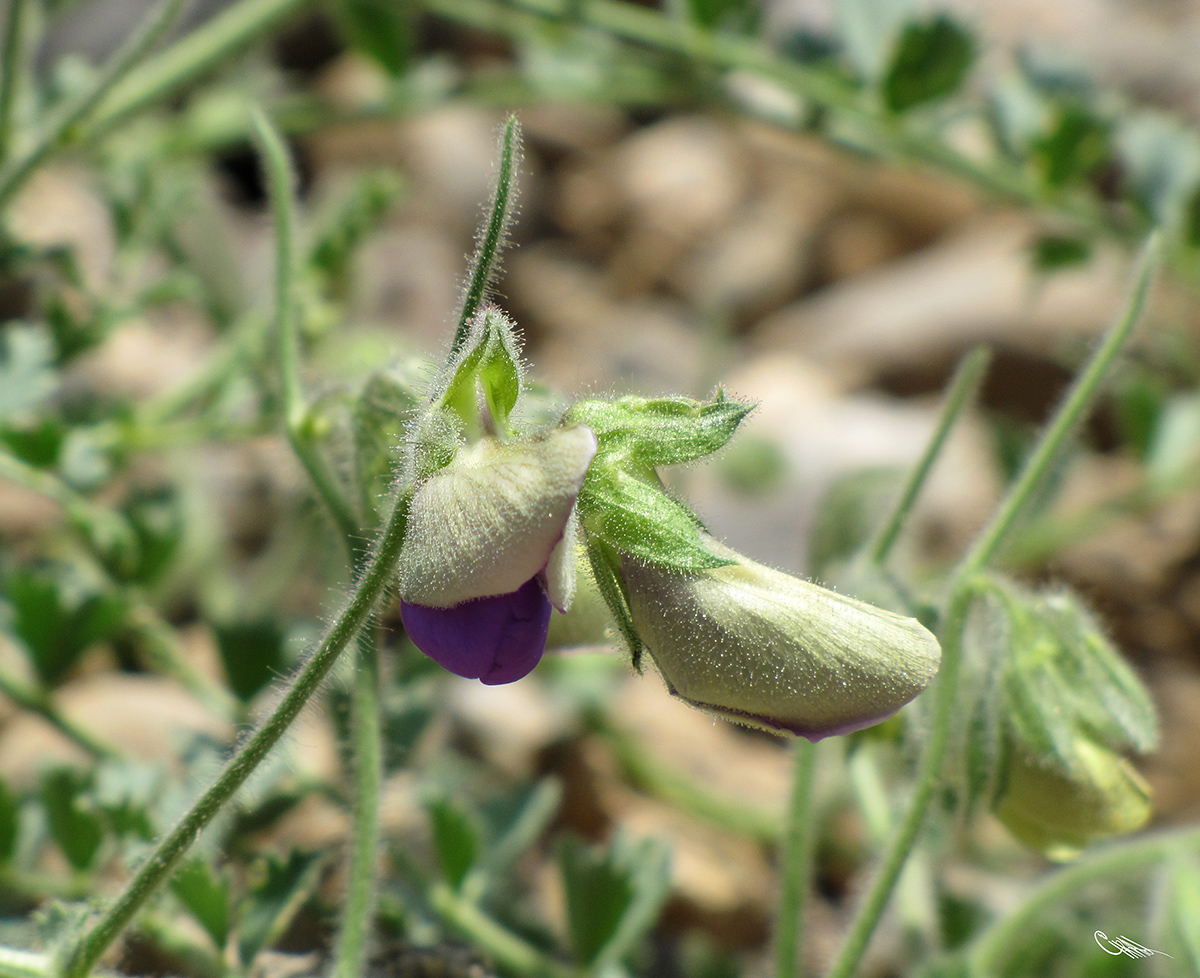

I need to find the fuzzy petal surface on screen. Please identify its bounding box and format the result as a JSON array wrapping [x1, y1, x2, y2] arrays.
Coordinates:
[[624, 538, 941, 740], [401, 577, 552, 685], [397, 426, 597, 608]]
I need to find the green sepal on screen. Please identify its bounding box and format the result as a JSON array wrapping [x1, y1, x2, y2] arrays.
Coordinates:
[[353, 368, 420, 525], [586, 536, 645, 673], [439, 307, 522, 436], [974, 574, 1158, 764], [567, 392, 753, 468], [1037, 592, 1159, 754], [579, 463, 732, 572]]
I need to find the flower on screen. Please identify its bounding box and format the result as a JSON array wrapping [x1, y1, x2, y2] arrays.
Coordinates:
[[621, 537, 941, 739], [994, 735, 1151, 859], [397, 425, 597, 684]]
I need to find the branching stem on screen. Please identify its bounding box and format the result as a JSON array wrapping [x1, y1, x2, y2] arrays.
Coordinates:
[[825, 236, 1159, 978]]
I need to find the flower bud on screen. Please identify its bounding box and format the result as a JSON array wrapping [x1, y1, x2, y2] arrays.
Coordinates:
[[994, 735, 1152, 859], [621, 538, 941, 739], [397, 425, 597, 685]]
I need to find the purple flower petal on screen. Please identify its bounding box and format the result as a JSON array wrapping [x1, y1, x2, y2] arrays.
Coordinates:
[[401, 577, 552, 685]]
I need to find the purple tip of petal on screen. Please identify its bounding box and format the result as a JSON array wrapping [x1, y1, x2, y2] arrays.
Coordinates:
[[666, 686, 902, 742], [401, 577, 552, 686]]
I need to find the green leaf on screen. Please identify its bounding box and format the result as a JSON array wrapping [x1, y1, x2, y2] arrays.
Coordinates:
[[1169, 858, 1200, 973], [1001, 650, 1075, 765], [353, 369, 420, 524], [559, 832, 671, 967], [171, 858, 231, 949], [579, 465, 731, 571], [1185, 185, 1200, 248], [0, 778, 20, 862], [4, 566, 127, 687], [338, 0, 413, 75], [1030, 235, 1091, 272], [310, 170, 405, 284], [426, 797, 479, 890], [882, 15, 975, 113], [214, 620, 287, 703], [1034, 106, 1111, 188], [0, 324, 57, 424], [237, 850, 323, 966], [684, 0, 758, 33], [1115, 111, 1200, 225], [0, 418, 65, 468], [41, 768, 104, 872], [568, 394, 753, 468], [120, 488, 184, 586], [1147, 391, 1200, 487]]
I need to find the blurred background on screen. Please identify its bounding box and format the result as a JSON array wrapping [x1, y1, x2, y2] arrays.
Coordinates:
[[3, 0, 1200, 975]]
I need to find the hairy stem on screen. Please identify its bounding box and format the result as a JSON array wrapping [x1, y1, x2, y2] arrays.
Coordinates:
[[87, 0, 308, 136], [774, 739, 817, 978], [251, 108, 361, 547], [967, 825, 1200, 977], [330, 630, 384, 978], [429, 882, 583, 978], [825, 235, 1159, 978], [253, 106, 390, 978], [867, 346, 992, 567], [55, 488, 412, 978], [448, 115, 520, 361], [0, 0, 28, 164], [0, 0, 184, 211]]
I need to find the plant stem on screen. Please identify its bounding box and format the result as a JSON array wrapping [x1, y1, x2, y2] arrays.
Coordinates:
[[867, 346, 991, 567], [598, 718, 781, 844], [825, 235, 1159, 978], [0, 0, 28, 164], [0, 447, 136, 561], [55, 488, 412, 978], [0, 447, 238, 719], [87, 0, 308, 136], [429, 882, 583, 978], [774, 738, 817, 978], [419, 0, 1112, 235], [251, 107, 361, 548], [0, 671, 114, 761], [448, 115, 520, 361], [966, 825, 1200, 977], [123, 601, 240, 721], [0, 948, 49, 978], [0, 0, 185, 211], [961, 237, 1158, 575], [253, 105, 391, 978], [330, 629, 384, 978]]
